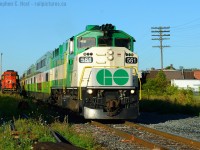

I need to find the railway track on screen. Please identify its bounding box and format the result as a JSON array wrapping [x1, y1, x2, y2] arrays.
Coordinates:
[[91, 121, 200, 150]]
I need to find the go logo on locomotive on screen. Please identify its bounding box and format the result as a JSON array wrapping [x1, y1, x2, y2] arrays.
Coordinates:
[[96, 69, 129, 86]]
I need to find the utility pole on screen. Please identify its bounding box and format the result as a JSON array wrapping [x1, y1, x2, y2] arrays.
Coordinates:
[[151, 26, 170, 69], [0, 53, 2, 80]]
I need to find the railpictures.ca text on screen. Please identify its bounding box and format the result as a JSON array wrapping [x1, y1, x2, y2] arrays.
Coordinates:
[[0, 1, 67, 7]]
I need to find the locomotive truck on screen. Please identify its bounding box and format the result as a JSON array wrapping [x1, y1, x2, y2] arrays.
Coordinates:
[[21, 24, 141, 119]]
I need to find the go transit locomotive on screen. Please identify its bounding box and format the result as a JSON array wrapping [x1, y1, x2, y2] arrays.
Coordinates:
[[1, 70, 20, 93], [21, 24, 141, 119]]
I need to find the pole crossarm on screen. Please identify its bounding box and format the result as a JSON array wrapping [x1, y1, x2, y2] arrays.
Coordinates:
[[152, 38, 170, 40], [151, 30, 170, 33], [151, 27, 170, 29], [153, 45, 170, 48]]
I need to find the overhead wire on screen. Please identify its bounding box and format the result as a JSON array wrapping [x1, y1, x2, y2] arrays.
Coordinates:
[[170, 17, 200, 48], [171, 17, 200, 29]]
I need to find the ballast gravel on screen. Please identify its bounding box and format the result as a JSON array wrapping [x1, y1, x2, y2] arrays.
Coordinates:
[[73, 112, 200, 149]]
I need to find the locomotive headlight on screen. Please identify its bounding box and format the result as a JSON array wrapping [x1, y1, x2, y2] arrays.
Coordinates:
[[108, 55, 114, 61], [87, 89, 93, 94], [130, 90, 135, 94], [108, 50, 114, 55]]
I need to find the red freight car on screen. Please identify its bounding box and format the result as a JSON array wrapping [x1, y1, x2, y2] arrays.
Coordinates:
[[1, 70, 20, 93]]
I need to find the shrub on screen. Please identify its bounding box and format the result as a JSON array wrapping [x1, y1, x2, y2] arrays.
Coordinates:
[[142, 70, 194, 105], [143, 70, 168, 95], [165, 85, 178, 96], [173, 88, 194, 104]]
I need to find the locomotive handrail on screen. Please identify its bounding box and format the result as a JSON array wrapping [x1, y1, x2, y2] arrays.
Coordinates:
[[78, 66, 142, 100]]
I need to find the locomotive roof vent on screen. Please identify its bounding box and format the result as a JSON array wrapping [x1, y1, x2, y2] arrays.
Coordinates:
[[86, 24, 116, 31], [100, 24, 116, 31], [6, 70, 14, 72]]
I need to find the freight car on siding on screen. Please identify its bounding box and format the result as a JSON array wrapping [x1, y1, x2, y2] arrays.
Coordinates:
[[21, 24, 141, 119]]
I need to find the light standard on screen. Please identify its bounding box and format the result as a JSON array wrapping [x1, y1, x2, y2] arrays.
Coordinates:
[[0, 53, 2, 80]]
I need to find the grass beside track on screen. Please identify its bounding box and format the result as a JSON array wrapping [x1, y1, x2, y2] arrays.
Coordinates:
[[140, 95, 200, 116], [0, 93, 199, 149], [0, 94, 98, 150]]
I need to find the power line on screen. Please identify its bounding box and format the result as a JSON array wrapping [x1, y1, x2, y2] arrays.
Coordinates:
[[151, 26, 170, 69], [172, 45, 200, 48], [171, 17, 200, 28]]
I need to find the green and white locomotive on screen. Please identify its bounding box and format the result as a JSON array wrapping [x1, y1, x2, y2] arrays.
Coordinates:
[[21, 24, 141, 119]]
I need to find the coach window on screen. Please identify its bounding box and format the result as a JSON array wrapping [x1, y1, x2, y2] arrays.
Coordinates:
[[98, 37, 112, 46], [55, 49, 59, 57], [115, 38, 131, 49], [36, 63, 39, 70], [42, 59, 46, 67], [77, 37, 96, 49], [45, 73, 49, 82]]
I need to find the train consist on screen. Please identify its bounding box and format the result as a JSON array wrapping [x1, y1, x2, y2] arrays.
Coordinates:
[[1, 70, 20, 94], [21, 24, 141, 119]]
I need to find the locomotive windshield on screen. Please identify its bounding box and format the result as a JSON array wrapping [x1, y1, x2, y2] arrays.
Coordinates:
[[98, 37, 112, 46], [98, 37, 131, 49], [77, 37, 96, 49]]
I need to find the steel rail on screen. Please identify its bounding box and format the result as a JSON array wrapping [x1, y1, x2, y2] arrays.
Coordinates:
[[125, 121, 200, 149], [91, 121, 168, 150]]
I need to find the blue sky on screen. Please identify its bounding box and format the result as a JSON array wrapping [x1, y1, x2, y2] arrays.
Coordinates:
[[0, 0, 200, 75]]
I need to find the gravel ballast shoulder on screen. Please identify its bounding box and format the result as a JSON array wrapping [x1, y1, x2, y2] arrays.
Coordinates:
[[137, 112, 200, 142], [73, 112, 200, 149]]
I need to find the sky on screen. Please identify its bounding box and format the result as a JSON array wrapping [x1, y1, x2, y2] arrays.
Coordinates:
[[0, 0, 200, 76]]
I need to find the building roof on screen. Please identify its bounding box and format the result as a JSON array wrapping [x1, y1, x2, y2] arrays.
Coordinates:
[[194, 70, 200, 80], [145, 70, 194, 81]]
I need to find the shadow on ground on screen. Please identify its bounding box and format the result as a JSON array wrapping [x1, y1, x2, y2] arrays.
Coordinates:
[[136, 112, 193, 124]]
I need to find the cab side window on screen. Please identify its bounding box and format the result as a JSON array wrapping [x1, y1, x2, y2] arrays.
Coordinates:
[[115, 38, 131, 49]]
